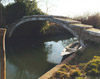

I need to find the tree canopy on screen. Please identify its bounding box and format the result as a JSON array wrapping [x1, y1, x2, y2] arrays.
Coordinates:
[[0, 3, 5, 27], [5, 2, 26, 24], [1, 0, 45, 25]]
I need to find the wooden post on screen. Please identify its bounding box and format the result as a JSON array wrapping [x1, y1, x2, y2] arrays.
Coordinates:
[[0, 28, 6, 79]]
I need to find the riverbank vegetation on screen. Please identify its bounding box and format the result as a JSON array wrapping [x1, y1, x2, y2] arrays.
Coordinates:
[[49, 56, 100, 79], [5, 0, 45, 25], [49, 44, 100, 79], [73, 13, 100, 28], [49, 64, 81, 79]]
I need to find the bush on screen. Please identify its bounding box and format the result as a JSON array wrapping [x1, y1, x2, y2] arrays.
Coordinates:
[[74, 13, 100, 28], [87, 68, 99, 76], [70, 70, 81, 78], [86, 63, 98, 71], [5, 2, 26, 24], [49, 71, 70, 79], [50, 64, 82, 79], [5, 1, 45, 25], [76, 77, 85, 79], [0, 3, 5, 27], [85, 56, 100, 76], [59, 64, 70, 72]]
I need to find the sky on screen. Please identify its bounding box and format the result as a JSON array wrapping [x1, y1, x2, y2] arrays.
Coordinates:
[[1, 0, 100, 17]]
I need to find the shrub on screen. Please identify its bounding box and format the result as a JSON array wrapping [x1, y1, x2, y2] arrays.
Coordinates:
[[70, 70, 81, 78], [79, 63, 86, 69], [86, 63, 98, 71], [74, 13, 100, 28], [49, 71, 70, 79], [59, 64, 70, 72], [85, 56, 100, 76], [50, 64, 82, 79], [76, 77, 85, 79], [87, 68, 99, 76], [70, 65, 77, 69], [59, 68, 68, 73]]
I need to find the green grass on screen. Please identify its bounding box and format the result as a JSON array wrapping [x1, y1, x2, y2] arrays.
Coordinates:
[[49, 44, 100, 79], [70, 44, 100, 64], [49, 64, 81, 79]]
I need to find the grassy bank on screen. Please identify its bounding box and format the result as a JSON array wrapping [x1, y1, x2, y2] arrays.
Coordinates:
[[49, 44, 100, 79]]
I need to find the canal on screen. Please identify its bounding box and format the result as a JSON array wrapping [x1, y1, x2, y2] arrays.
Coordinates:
[[0, 35, 76, 79]]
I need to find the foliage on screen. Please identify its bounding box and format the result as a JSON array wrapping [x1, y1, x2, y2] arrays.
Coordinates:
[[50, 56, 100, 79], [40, 22, 54, 34], [84, 56, 100, 76], [70, 44, 100, 64], [87, 68, 99, 76], [76, 77, 85, 79], [49, 64, 82, 79], [50, 45, 100, 78], [49, 70, 70, 79], [74, 13, 100, 28], [59, 64, 71, 72], [5, 2, 26, 24], [70, 70, 81, 78], [5, 0, 45, 25], [13, 0, 45, 15], [0, 3, 5, 27]]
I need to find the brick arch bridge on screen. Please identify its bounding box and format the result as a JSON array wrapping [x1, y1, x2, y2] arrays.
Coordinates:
[[7, 15, 100, 47]]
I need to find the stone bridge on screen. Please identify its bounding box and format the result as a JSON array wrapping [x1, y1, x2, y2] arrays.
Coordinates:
[[7, 15, 100, 47]]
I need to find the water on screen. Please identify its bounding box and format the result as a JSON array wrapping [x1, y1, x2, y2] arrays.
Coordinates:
[[0, 37, 76, 79]]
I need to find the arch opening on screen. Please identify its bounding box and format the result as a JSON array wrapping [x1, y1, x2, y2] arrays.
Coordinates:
[[7, 16, 85, 47]]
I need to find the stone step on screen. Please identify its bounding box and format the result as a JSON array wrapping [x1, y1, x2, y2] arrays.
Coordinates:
[[54, 18, 81, 24], [70, 24, 93, 29], [85, 28, 100, 36]]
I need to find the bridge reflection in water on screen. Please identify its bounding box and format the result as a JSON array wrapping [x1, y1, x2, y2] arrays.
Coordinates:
[[5, 36, 75, 79]]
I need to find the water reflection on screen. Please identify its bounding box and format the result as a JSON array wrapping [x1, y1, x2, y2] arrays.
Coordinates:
[[6, 61, 17, 79], [0, 37, 77, 79], [44, 38, 77, 64], [6, 44, 53, 79], [45, 41, 63, 64]]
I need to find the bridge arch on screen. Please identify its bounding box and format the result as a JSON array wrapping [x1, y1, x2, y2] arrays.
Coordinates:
[[7, 15, 85, 47]]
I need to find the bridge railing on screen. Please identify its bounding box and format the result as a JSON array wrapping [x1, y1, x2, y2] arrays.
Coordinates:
[[23, 15, 69, 19]]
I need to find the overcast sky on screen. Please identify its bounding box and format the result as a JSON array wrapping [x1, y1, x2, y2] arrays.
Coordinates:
[[2, 0, 100, 17]]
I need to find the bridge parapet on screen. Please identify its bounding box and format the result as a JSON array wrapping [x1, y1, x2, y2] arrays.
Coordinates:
[[85, 28, 100, 36], [69, 23, 93, 38], [23, 15, 69, 19], [22, 15, 81, 24], [53, 18, 81, 24], [7, 15, 81, 38], [7, 15, 100, 45], [68, 23, 100, 42], [70, 24, 93, 29]]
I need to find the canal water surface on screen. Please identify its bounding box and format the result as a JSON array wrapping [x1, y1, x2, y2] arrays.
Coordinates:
[[0, 36, 76, 79], [0, 36, 100, 79]]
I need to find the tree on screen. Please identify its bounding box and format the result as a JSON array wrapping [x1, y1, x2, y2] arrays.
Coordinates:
[[0, 2, 5, 27], [5, 0, 45, 25], [5, 2, 26, 24]]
